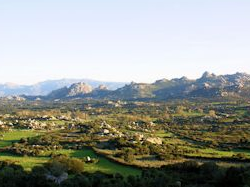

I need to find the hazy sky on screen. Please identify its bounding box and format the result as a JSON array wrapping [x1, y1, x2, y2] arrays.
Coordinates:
[[0, 0, 250, 85]]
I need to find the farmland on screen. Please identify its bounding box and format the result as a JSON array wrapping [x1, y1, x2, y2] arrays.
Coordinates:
[[0, 130, 140, 175], [0, 99, 250, 186]]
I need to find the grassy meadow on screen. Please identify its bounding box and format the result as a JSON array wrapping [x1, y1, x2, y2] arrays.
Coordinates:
[[0, 130, 141, 176]]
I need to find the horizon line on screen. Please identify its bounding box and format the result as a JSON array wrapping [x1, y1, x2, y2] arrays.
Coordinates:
[[0, 71, 249, 86]]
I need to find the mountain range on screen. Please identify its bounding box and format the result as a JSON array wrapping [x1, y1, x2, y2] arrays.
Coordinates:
[[21, 72, 250, 101], [0, 79, 126, 96]]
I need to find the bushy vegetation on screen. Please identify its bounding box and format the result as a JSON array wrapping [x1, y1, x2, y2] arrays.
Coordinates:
[[0, 160, 250, 187]]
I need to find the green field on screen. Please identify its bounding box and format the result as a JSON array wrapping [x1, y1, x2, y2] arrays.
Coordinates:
[[0, 130, 141, 176], [1, 129, 249, 176], [152, 131, 250, 160], [0, 152, 48, 170], [54, 149, 141, 176], [0, 130, 43, 148]]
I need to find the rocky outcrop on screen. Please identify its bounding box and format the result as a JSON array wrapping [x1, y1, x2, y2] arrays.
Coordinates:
[[67, 82, 93, 96]]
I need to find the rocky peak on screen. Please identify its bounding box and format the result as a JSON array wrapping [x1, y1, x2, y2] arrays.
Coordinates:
[[201, 71, 216, 79], [96, 85, 108, 90], [67, 82, 93, 97], [180, 76, 189, 81], [234, 72, 250, 81], [154, 78, 169, 84], [42, 72, 250, 100]]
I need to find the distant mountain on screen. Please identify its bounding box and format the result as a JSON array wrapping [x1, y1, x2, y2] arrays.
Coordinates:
[[42, 82, 112, 100], [152, 72, 250, 100], [47, 82, 93, 99], [0, 79, 126, 96], [38, 72, 250, 101]]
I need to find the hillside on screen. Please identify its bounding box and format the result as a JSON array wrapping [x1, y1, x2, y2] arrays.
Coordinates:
[[31, 72, 250, 101]]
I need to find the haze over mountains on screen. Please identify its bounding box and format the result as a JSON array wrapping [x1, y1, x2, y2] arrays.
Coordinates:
[[0, 79, 126, 96], [18, 72, 250, 101]]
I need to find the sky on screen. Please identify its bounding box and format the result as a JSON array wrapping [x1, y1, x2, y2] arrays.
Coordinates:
[[0, 0, 250, 85]]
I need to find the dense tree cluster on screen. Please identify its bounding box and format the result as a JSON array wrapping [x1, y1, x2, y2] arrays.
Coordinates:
[[0, 160, 250, 187], [7, 135, 62, 156]]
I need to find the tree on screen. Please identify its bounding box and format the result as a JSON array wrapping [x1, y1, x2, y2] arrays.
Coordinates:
[[47, 155, 84, 175], [123, 148, 135, 163], [67, 158, 84, 174]]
